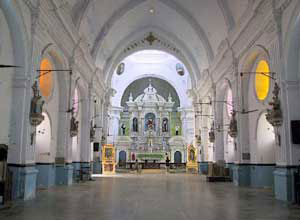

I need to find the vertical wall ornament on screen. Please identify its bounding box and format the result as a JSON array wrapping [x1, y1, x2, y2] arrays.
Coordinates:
[[228, 110, 238, 138], [209, 122, 215, 143], [266, 82, 283, 127], [70, 112, 79, 137], [196, 130, 201, 144], [29, 81, 45, 126], [90, 121, 96, 142]]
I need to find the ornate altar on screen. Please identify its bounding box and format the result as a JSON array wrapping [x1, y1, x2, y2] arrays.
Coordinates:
[[186, 144, 198, 173], [102, 144, 116, 174]]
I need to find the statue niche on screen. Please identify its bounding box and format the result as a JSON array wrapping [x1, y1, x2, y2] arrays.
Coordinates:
[[30, 81, 45, 126], [145, 113, 156, 131], [132, 117, 138, 132], [70, 114, 79, 137], [162, 118, 169, 132]]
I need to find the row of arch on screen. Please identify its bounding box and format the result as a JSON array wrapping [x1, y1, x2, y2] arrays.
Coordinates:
[[199, 52, 276, 164]]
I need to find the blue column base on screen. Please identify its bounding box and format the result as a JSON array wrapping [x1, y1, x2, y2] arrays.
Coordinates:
[[72, 162, 81, 182], [232, 164, 251, 186], [274, 167, 295, 202], [36, 164, 55, 189], [250, 164, 275, 188], [198, 162, 209, 175], [225, 163, 234, 179], [81, 162, 91, 181], [55, 164, 73, 185], [8, 165, 38, 200], [93, 161, 102, 174]]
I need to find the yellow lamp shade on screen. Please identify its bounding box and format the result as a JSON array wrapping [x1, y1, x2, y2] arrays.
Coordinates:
[[39, 59, 53, 99], [255, 60, 270, 101]]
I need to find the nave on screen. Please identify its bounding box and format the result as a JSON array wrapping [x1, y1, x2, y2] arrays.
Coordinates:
[[2, 0, 300, 218]]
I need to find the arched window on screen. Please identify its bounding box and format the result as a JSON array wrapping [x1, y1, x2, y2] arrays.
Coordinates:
[[39, 59, 53, 99], [255, 60, 270, 101]]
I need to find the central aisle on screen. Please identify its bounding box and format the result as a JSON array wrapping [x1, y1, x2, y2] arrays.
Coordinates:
[[1, 174, 300, 220]]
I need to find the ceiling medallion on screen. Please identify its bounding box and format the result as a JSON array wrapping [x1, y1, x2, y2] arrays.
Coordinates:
[[145, 32, 158, 45]]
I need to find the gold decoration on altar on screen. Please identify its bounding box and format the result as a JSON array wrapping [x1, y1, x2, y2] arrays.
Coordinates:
[[102, 144, 116, 175], [186, 144, 198, 173]]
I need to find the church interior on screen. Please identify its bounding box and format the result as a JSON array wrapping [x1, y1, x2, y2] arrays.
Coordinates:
[[1, 0, 300, 219]]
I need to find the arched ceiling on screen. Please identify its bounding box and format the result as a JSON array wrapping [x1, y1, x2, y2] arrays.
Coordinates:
[[66, 0, 251, 84]]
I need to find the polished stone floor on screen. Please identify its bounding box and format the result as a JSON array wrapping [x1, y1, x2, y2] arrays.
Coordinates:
[[1, 174, 300, 220]]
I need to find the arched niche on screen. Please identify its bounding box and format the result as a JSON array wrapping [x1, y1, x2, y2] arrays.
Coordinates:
[[118, 151, 127, 168], [239, 46, 271, 163], [256, 112, 275, 163], [36, 113, 52, 163], [174, 151, 182, 164], [223, 85, 234, 163]]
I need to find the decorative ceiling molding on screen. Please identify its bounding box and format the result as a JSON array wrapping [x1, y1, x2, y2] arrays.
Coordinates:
[[217, 0, 235, 32], [72, 0, 91, 28], [81, 0, 214, 63], [123, 32, 183, 57]]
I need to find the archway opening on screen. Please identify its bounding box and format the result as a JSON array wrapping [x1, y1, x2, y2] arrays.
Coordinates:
[[118, 151, 127, 168], [256, 113, 275, 163], [35, 113, 52, 163], [174, 151, 182, 164], [107, 49, 195, 171]]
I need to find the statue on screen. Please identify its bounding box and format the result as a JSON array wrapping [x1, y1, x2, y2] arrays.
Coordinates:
[[175, 125, 180, 135], [70, 114, 79, 137], [30, 81, 45, 126], [209, 122, 215, 143], [168, 93, 173, 102], [189, 149, 195, 162], [228, 110, 238, 138], [266, 82, 283, 127], [90, 121, 96, 142], [196, 131, 201, 144], [147, 118, 154, 130], [132, 118, 138, 132], [162, 118, 168, 132], [121, 124, 126, 136], [129, 92, 133, 102]]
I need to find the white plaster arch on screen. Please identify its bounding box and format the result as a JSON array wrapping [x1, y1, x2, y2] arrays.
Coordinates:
[[284, 0, 300, 81], [103, 27, 201, 88]]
